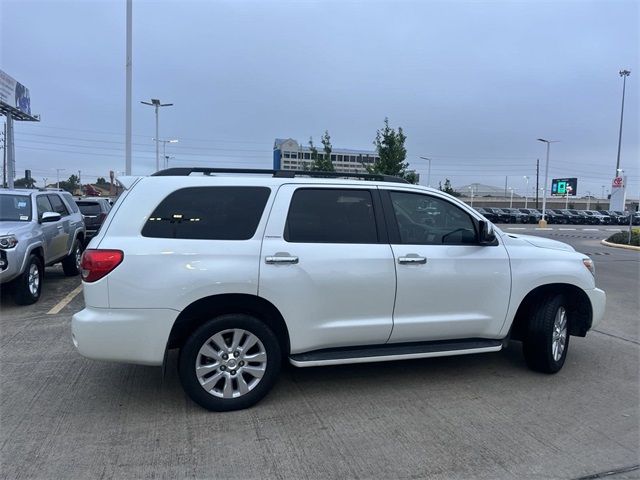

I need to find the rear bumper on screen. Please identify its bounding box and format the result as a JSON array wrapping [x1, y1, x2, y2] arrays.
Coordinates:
[[586, 288, 606, 330], [71, 307, 179, 366]]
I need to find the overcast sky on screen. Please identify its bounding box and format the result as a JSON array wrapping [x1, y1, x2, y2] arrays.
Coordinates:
[[2, 0, 638, 198]]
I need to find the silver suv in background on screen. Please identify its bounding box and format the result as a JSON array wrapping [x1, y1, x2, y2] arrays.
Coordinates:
[[0, 189, 86, 304]]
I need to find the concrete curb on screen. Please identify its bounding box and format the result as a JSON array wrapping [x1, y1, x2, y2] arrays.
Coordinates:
[[600, 239, 640, 251]]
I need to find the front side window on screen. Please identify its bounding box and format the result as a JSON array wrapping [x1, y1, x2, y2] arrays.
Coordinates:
[[389, 191, 477, 245], [142, 187, 270, 240], [36, 195, 54, 218], [47, 194, 69, 216], [0, 195, 32, 221], [285, 189, 378, 244]]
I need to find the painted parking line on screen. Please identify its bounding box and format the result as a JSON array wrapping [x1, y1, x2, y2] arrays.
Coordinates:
[[535, 228, 553, 230], [47, 285, 83, 315], [506, 227, 526, 230], [606, 228, 622, 231], [559, 228, 576, 231], [582, 229, 599, 231]]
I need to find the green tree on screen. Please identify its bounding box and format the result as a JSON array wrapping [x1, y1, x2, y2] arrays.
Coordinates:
[[404, 171, 419, 185], [96, 177, 108, 186], [58, 174, 81, 194], [308, 131, 335, 172], [367, 118, 411, 180], [438, 178, 461, 197], [14, 177, 37, 189]]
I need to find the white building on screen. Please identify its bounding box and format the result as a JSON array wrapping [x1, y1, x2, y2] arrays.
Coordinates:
[[273, 138, 380, 174]]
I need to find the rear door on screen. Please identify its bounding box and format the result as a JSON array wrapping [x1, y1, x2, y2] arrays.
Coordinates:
[[259, 185, 396, 354], [381, 188, 511, 343]]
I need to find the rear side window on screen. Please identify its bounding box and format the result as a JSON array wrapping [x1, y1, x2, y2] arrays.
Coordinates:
[[285, 189, 378, 243], [48, 194, 69, 216], [61, 193, 80, 213], [142, 187, 270, 240]]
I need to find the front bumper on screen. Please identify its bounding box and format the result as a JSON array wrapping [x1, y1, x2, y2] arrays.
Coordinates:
[[0, 248, 23, 284], [586, 288, 606, 330], [72, 307, 179, 366]]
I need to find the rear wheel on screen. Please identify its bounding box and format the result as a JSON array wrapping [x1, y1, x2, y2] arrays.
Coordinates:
[[523, 294, 570, 373], [61, 239, 83, 276], [14, 254, 43, 305], [178, 314, 281, 411]]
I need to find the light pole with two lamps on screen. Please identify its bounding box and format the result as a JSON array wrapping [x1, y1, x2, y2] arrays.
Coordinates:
[[141, 99, 173, 172], [537, 138, 560, 227]]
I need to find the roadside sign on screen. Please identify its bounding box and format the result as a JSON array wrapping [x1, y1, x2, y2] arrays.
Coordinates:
[[551, 178, 578, 196]]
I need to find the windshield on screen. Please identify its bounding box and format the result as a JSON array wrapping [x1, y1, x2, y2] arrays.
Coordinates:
[[0, 195, 32, 222]]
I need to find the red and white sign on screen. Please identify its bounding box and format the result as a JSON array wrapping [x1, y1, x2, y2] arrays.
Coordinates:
[[612, 176, 624, 188]]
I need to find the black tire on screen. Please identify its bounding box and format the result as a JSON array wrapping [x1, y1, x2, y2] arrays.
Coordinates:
[[523, 294, 570, 373], [14, 254, 43, 305], [178, 314, 281, 412], [61, 239, 82, 276]]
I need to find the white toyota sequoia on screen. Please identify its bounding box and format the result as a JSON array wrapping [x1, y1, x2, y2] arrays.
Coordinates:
[[72, 168, 606, 411]]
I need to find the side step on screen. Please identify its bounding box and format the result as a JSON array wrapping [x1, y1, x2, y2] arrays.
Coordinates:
[[289, 338, 503, 367]]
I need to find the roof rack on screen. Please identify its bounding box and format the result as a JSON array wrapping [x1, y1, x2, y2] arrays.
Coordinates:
[[151, 167, 409, 184]]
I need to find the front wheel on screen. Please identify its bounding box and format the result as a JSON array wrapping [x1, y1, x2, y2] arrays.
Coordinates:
[[178, 314, 281, 411], [14, 254, 43, 305], [523, 294, 570, 373]]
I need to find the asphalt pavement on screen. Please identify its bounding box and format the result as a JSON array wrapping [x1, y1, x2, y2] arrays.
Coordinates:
[[1, 227, 638, 480]]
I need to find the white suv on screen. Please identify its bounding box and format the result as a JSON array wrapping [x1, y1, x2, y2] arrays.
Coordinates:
[[72, 168, 606, 411]]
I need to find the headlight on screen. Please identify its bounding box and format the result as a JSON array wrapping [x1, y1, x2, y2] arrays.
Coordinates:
[[583, 258, 595, 276], [0, 235, 18, 249]]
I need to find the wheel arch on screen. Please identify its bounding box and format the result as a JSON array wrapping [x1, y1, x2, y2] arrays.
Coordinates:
[[167, 294, 291, 357], [510, 283, 593, 340]]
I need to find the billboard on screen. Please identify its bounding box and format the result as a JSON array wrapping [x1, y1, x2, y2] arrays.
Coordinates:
[[0, 69, 31, 116], [551, 178, 577, 196]]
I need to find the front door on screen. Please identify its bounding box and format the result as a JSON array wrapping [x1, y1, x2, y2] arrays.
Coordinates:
[[35, 195, 65, 262], [47, 194, 71, 259], [381, 189, 511, 343], [259, 185, 396, 354]]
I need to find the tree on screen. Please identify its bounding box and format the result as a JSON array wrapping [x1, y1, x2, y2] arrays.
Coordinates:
[[307, 131, 335, 172], [367, 118, 411, 180], [58, 174, 81, 194], [14, 177, 37, 189], [404, 171, 419, 185], [438, 178, 461, 197], [96, 177, 108, 186]]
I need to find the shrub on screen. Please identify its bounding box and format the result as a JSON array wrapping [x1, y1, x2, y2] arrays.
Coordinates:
[[606, 229, 640, 246]]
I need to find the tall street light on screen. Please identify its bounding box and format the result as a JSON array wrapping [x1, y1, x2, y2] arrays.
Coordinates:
[[419, 156, 432, 187], [153, 138, 178, 170], [523, 176, 530, 208], [141, 99, 173, 172], [615, 70, 631, 176], [537, 138, 560, 226], [508, 187, 514, 208], [55, 168, 65, 189]]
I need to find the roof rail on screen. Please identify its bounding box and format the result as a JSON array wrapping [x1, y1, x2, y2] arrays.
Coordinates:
[[151, 167, 409, 184]]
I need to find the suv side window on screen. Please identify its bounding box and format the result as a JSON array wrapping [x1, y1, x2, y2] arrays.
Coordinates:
[[142, 186, 270, 240], [36, 195, 54, 218], [388, 191, 477, 245], [48, 194, 69, 216], [60, 192, 80, 213], [285, 188, 378, 243]]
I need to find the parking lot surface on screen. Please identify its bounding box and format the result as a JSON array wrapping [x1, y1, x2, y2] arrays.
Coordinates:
[[1, 227, 638, 479]]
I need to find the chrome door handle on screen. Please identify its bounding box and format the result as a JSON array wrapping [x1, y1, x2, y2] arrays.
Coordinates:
[[398, 255, 427, 265], [265, 254, 299, 264]]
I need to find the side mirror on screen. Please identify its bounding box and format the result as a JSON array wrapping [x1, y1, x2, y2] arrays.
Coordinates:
[[478, 220, 497, 245], [41, 211, 61, 223]]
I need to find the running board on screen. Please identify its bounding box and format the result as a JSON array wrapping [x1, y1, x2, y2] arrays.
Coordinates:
[[289, 338, 503, 367]]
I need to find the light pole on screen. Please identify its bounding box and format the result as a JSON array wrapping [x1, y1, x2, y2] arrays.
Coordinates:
[[153, 138, 178, 170], [585, 191, 592, 210], [55, 168, 65, 189], [523, 176, 530, 208], [419, 156, 432, 187], [141, 99, 173, 172], [468, 185, 474, 207], [509, 187, 514, 208], [43, 177, 47, 189], [615, 70, 631, 176], [125, 0, 132, 175], [601, 185, 606, 199], [537, 138, 559, 226]]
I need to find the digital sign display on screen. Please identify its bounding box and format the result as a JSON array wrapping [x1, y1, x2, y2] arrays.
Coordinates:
[[551, 178, 577, 196]]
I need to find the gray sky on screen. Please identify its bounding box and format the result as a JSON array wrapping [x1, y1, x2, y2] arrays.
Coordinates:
[[2, 0, 638, 199]]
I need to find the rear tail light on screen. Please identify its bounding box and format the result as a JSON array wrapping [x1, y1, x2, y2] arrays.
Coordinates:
[[81, 249, 124, 282]]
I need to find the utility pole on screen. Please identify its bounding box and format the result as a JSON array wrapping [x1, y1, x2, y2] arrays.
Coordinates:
[[125, 0, 133, 175], [419, 156, 432, 187], [43, 177, 48, 189], [1, 122, 5, 188], [536, 158, 540, 210], [141, 99, 173, 172], [504, 176, 508, 198], [523, 176, 529, 209], [537, 139, 559, 226], [615, 70, 631, 176], [56, 168, 65, 189]]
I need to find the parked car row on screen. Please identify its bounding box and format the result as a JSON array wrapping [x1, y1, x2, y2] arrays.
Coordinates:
[[0, 190, 113, 305], [475, 207, 638, 225]]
